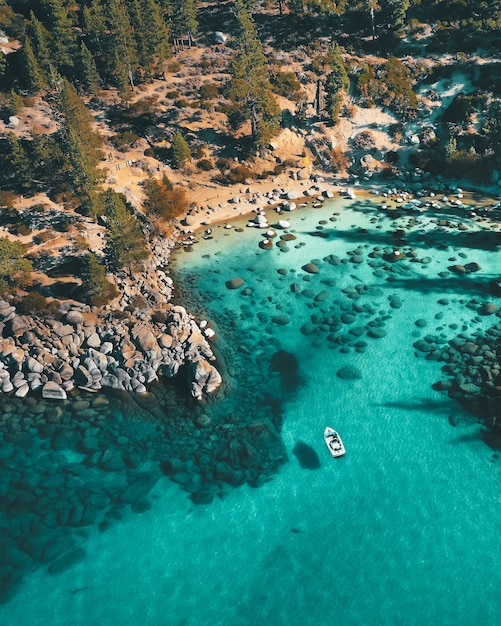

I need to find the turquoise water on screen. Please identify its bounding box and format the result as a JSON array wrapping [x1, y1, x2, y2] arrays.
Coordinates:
[[1, 191, 501, 625]]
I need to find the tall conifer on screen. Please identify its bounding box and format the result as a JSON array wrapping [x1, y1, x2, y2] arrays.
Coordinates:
[[226, 0, 280, 150]]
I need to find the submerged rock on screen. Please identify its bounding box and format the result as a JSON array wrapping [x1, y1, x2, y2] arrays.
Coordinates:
[[336, 365, 362, 380]]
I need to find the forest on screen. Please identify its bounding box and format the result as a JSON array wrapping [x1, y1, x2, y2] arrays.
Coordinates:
[[0, 0, 500, 310]]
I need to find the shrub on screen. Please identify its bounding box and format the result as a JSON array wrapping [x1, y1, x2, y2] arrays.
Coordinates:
[[33, 229, 56, 244], [9, 222, 31, 236], [352, 131, 376, 150], [227, 165, 253, 184], [0, 191, 17, 208], [110, 131, 142, 152], [199, 83, 219, 99], [166, 60, 181, 73], [17, 292, 48, 314], [143, 174, 189, 221], [272, 72, 302, 99], [197, 158, 213, 171], [329, 149, 350, 173]]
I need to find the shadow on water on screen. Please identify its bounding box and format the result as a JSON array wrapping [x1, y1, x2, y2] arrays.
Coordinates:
[[379, 397, 470, 413], [292, 441, 321, 469], [301, 223, 501, 253], [270, 350, 302, 392]]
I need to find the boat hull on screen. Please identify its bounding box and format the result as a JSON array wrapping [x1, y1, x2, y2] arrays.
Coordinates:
[[324, 427, 345, 458]]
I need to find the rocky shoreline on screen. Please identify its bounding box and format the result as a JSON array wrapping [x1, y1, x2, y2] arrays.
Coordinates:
[[0, 300, 221, 402]]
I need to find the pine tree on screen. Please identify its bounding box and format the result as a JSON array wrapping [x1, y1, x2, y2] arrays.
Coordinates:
[[0, 51, 5, 81], [382, 0, 410, 32], [20, 35, 46, 92], [7, 133, 32, 191], [226, 1, 280, 150], [27, 11, 52, 77], [171, 132, 191, 169], [53, 80, 104, 215], [78, 42, 102, 94], [103, 190, 150, 270], [81, 252, 118, 306], [169, 0, 198, 38], [40, 0, 79, 73], [324, 44, 349, 124], [103, 0, 138, 96], [82, 0, 107, 59], [129, 0, 171, 70]]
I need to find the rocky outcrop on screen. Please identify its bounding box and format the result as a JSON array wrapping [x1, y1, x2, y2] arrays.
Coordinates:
[[0, 301, 221, 401]]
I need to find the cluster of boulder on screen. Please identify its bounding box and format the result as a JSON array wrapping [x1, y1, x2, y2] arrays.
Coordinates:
[[0, 300, 222, 402], [414, 317, 501, 425]]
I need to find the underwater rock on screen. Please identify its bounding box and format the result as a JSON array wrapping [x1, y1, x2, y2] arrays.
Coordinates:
[[226, 277, 245, 289], [302, 262, 319, 274], [479, 302, 499, 315], [336, 365, 362, 380]]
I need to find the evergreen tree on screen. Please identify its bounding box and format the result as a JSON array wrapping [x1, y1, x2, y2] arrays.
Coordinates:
[[27, 11, 52, 77], [7, 133, 32, 191], [129, 0, 171, 70], [82, 0, 107, 59], [382, 0, 410, 32], [103, 190, 149, 271], [81, 252, 118, 306], [20, 35, 46, 92], [226, 0, 280, 150], [30, 132, 65, 181], [169, 0, 198, 38], [56, 79, 103, 156], [171, 132, 191, 168], [103, 0, 138, 96], [78, 42, 102, 94], [40, 0, 79, 73], [54, 79, 104, 215], [9, 89, 24, 115], [324, 43, 349, 124]]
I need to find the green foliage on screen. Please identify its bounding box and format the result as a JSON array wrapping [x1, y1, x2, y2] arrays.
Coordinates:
[[324, 44, 349, 123], [199, 83, 219, 99], [167, 0, 199, 37], [20, 35, 46, 92], [110, 131, 142, 152], [0, 237, 32, 294], [356, 58, 418, 119], [129, 0, 171, 70], [54, 79, 104, 215], [226, 1, 280, 150], [6, 133, 32, 191], [103, 189, 149, 270], [9, 90, 24, 115], [197, 158, 213, 171], [272, 72, 302, 99], [17, 291, 48, 314], [78, 42, 102, 94], [143, 174, 189, 221], [171, 132, 192, 169], [81, 252, 119, 306], [482, 101, 501, 161], [226, 164, 253, 184]]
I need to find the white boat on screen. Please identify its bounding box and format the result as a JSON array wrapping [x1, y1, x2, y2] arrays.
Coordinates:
[[324, 427, 345, 458]]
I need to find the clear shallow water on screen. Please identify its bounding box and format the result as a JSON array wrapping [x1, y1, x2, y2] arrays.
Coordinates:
[[1, 192, 501, 625]]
